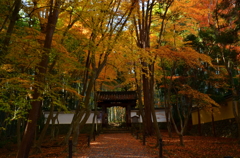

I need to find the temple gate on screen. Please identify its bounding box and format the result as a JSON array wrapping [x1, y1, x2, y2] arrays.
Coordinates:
[[97, 91, 137, 127]]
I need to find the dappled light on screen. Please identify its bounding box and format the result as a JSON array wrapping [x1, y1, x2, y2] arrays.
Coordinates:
[[0, 130, 239, 157], [75, 133, 155, 157], [90, 142, 103, 145]]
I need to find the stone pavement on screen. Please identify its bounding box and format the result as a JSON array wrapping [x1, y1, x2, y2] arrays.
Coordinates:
[[73, 133, 157, 158]]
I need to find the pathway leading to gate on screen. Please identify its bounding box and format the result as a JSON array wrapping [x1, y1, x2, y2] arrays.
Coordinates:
[[73, 133, 157, 158]]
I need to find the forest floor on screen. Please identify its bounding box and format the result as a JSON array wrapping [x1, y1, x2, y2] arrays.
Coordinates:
[[0, 130, 239, 158]]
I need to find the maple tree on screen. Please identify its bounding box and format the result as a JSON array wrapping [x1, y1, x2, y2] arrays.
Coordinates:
[[60, 0, 137, 152], [188, 0, 240, 142], [131, 0, 178, 142], [1, 0, 84, 156], [132, 0, 156, 137], [1, 0, 138, 154], [147, 0, 222, 146], [16, 0, 62, 157], [130, 0, 206, 145], [155, 45, 219, 146]]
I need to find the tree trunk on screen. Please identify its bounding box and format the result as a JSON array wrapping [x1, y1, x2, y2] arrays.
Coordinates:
[[90, 91, 98, 139], [16, 1, 61, 157], [142, 62, 153, 135], [90, 112, 97, 138], [211, 109, 216, 137], [197, 108, 202, 136], [133, 0, 155, 135], [151, 101, 162, 145], [16, 96, 43, 158], [166, 111, 172, 138], [134, 62, 145, 132], [50, 112, 59, 140], [165, 77, 174, 138], [62, 108, 86, 145], [0, 2, 15, 33], [2, 0, 21, 54], [71, 66, 98, 150], [17, 118, 22, 149], [71, 78, 95, 151], [72, 124, 80, 152], [33, 103, 54, 153], [72, 110, 91, 152], [179, 134, 184, 146], [150, 63, 162, 144], [164, 104, 172, 138], [78, 110, 91, 131]]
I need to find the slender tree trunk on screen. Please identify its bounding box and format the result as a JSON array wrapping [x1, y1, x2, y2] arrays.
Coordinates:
[[50, 111, 59, 140], [0, 0, 16, 32], [72, 110, 91, 152], [16, 93, 43, 157], [165, 73, 175, 138], [151, 100, 162, 145], [211, 109, 216, 137], [71, 77, 95, 151], [171, 96, 193, 146], [198, 108, 202, 136], [171, 117, 185, 146], [179, 117, 191, 146], [179, 134, 184, 146], [90, 91, 98, 139], [33, 103, 54, 153], [62, 108, 86, 145], [166, 110, 172, 137], [150, 63, 162, 145], [2, 0, 21, 53], [17, 118, 22, 149], [134, 62, 145, 132], [164, 103, 172, 138], [16, 1, 61, 157], [90, 113, 97, 138], [72, 125, 80, 152]]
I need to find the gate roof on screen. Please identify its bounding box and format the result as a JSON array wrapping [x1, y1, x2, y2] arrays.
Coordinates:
[[97, 91, 137, 107]]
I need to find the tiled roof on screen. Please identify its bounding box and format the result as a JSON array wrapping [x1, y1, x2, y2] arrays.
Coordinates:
[[97, 91, 137, 101]]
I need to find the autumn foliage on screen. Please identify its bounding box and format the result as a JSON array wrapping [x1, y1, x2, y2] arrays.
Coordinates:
[[0, 0, 239, 157]]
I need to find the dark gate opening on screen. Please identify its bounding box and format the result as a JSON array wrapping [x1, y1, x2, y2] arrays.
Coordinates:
[[97, 91, 137, 128]]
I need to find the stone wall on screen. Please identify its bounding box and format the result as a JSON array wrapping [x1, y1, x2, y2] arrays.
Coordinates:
[[190, 118, 238, 138]]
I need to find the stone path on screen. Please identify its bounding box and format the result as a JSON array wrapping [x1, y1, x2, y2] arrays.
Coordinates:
[[73, 133, 157, 158]]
